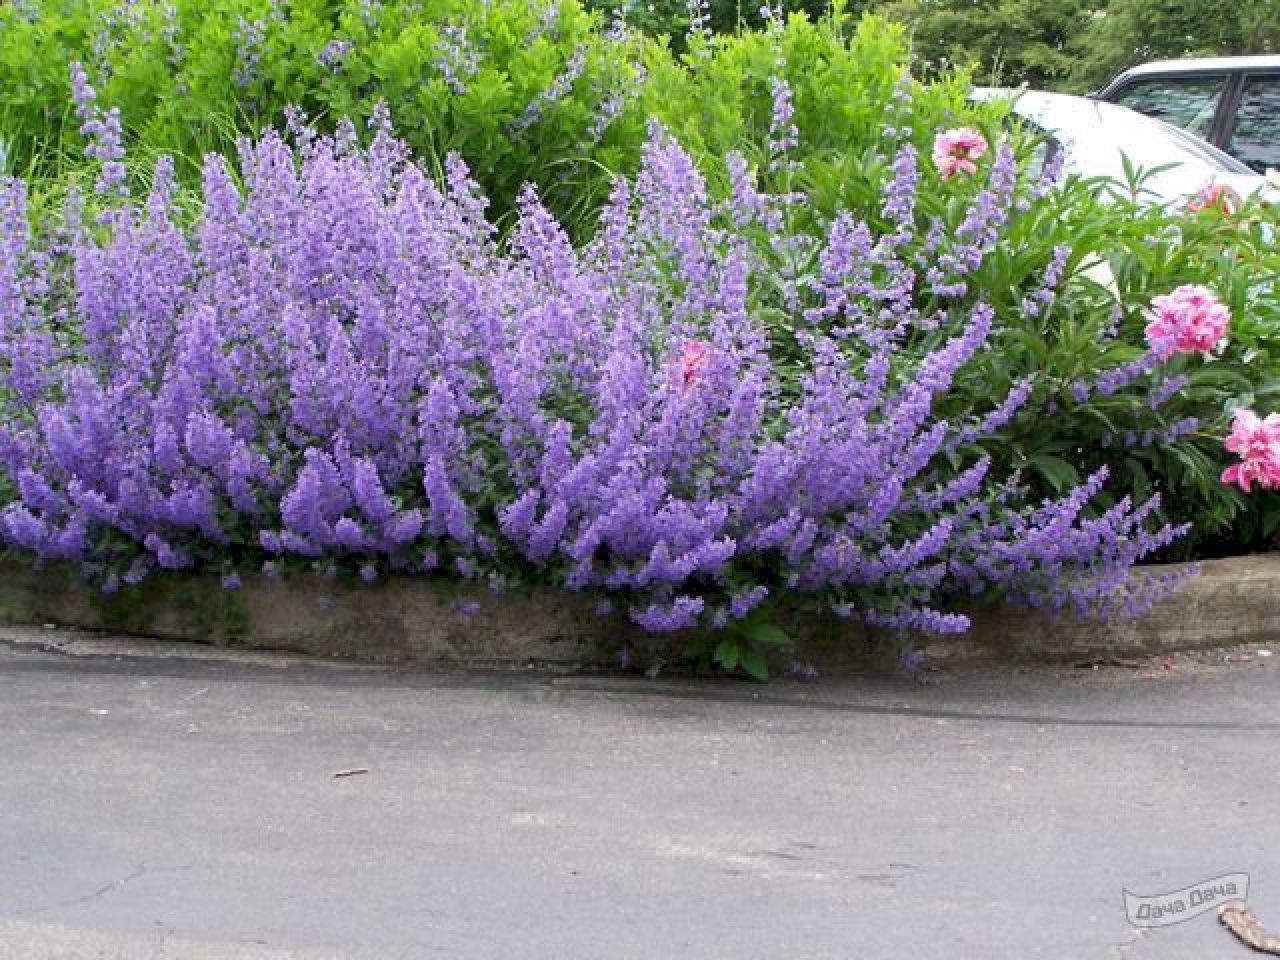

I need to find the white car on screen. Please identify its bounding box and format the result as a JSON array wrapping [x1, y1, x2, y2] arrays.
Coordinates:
[[1091, 55, 1280, 174], [972, 88, 1276, 208]]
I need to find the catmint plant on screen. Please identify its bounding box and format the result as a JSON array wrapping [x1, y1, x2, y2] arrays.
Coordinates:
[[0, 101, 1185, 640], [510, 44, 588, 134], [433, 25, 480, 95]]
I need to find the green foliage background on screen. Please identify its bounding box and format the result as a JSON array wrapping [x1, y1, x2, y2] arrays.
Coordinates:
[[591, 0, 1280, 91], [0, 0, 649, 228], [864, 0, 1277, 91]]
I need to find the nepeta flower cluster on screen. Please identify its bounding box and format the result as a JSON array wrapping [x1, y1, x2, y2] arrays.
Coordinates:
[[686, 0, 711, 46], [0, 115, 1180, 635], [511, 44, 587, 133], [89, 0, 146, 80], [7, 0, 39, 24], [434, 25, 480, 95], [231, 15, 267, 89], [316, 39, 354, 71], [69, 63, 126, 198]]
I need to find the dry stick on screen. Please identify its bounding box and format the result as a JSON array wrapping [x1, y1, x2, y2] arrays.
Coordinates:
[[1220, 902, 1280, 955]]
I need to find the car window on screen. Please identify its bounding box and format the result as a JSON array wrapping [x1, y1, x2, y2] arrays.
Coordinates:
[[1227, 75, 1280, 173], [1112, 76, 1228, 138]]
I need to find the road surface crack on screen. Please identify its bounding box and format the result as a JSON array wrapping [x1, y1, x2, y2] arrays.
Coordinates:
[[17, 861, 188, 917]]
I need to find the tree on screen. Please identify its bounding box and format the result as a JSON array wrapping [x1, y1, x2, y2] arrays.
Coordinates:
[[880, 0, 1100, 90], [1073, 0, 1280, 90], [586, 0, 836, 51]]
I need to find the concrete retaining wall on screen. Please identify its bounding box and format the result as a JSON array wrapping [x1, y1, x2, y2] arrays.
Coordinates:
[[1, 553, 1277, 669]]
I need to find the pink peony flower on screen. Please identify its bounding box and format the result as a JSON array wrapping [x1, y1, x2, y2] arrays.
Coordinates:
[[1186, 180, 1242, 215], [1144, 284, 1230, 359], [1221, 408, 1280, 492], [932, 127, 988, 179], [679, 340, 710, 387]]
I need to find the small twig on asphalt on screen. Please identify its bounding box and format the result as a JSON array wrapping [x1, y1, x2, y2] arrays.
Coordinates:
[[333, 768, 369, 778], [1110, 927, 1148, 957]]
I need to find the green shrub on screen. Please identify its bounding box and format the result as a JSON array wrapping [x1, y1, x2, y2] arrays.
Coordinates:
[[0, 0, 647, 228], [992, 175, 1280, 559]]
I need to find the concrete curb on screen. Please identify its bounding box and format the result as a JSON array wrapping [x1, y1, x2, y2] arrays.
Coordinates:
[[0, 553, 1276, 670]]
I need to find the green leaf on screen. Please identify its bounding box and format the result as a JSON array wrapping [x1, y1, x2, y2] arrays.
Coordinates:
[[739, 648, 769, 682], [1029, 453, 1080, 494], [713, 638, 740, 671], [741, 621, 790, 648]]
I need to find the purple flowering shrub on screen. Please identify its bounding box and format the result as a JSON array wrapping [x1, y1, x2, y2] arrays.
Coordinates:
[[0, 102, 1186, 643]]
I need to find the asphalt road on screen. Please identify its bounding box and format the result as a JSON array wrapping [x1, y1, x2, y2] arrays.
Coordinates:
[[2, 628, 1279, 959]]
